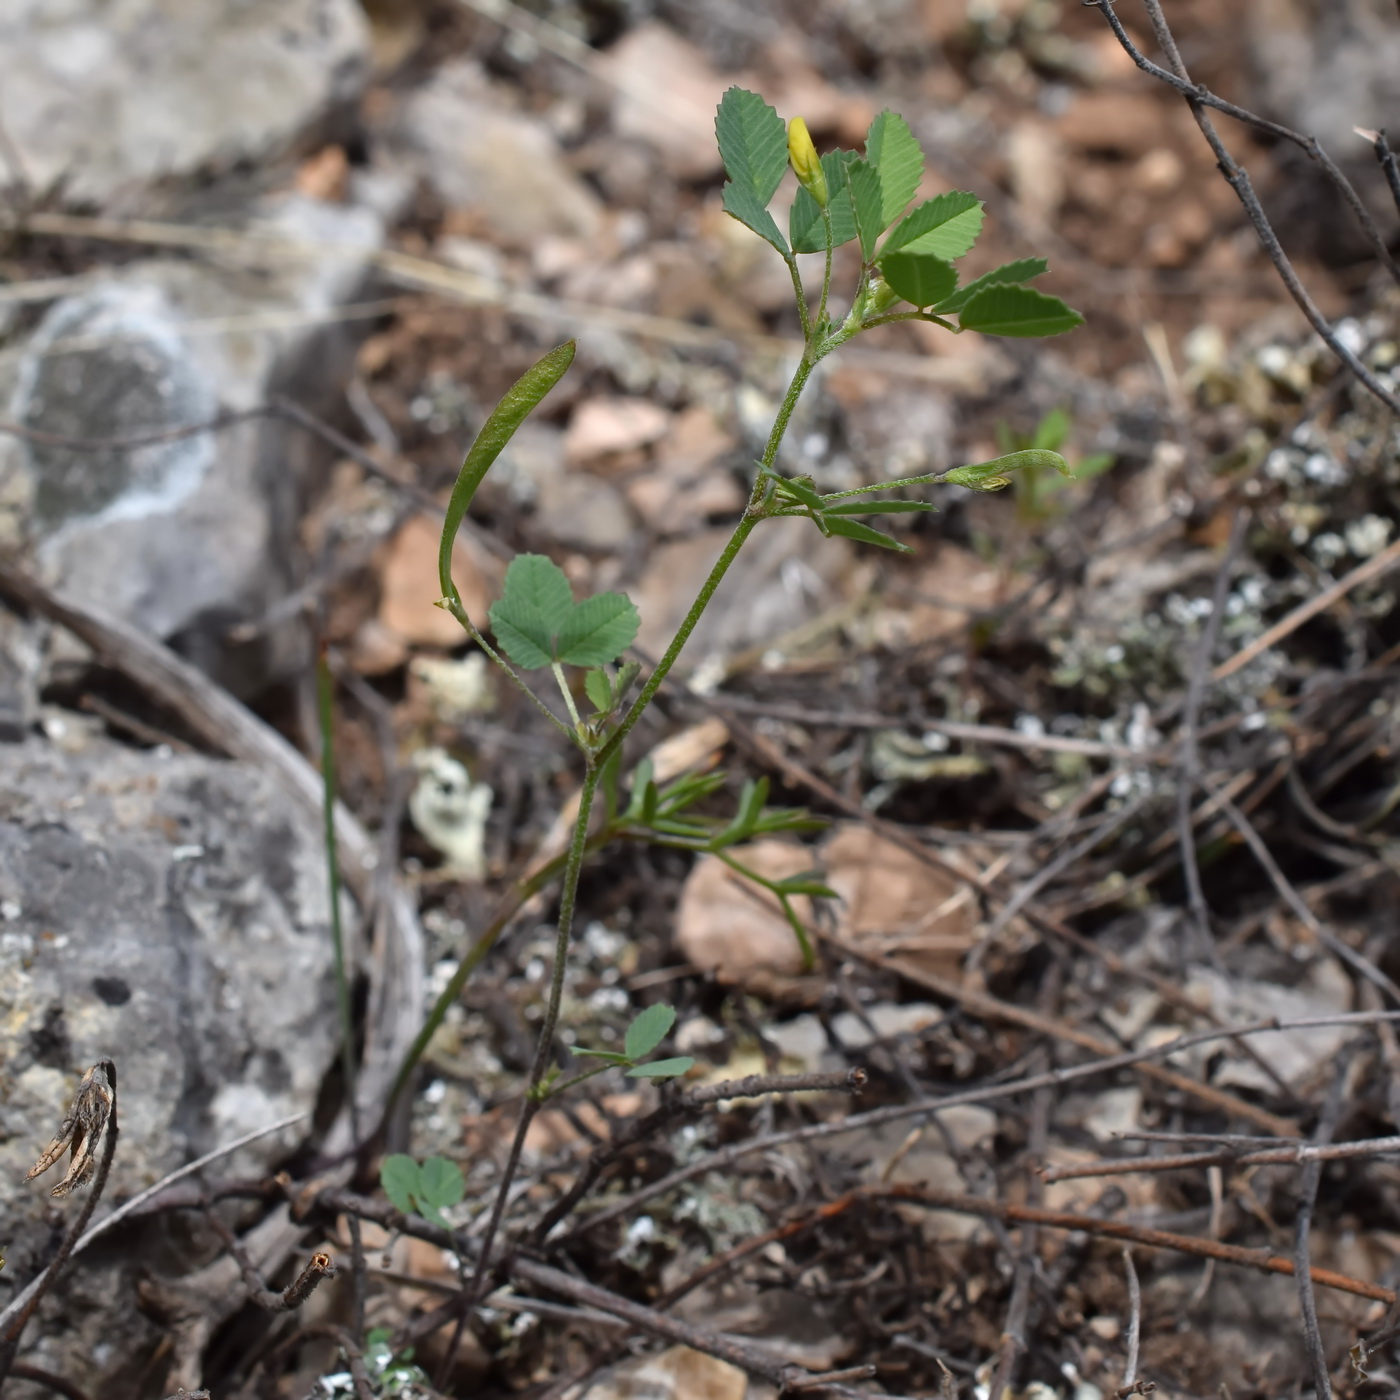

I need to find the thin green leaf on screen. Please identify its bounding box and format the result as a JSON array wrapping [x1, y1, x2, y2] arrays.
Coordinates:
[[847, 158, 885, 260], [625, 1003, 677, 1061], [865, 110, 923, 228], [769, 471, 825, 511], [933, 257, 1048, 314], [439, 343, 575, 607], [883, 192, 984, 259], [624, 759, 654, 822], [555, 591, 640, 667], [878, 249, 958, 308], [419, 1156, 465, 1209], [957, 284, 1084, 338], [1032, 407, 1071, 452], [488, 554, 574, 669], [790, 151, 859, 253], [568, 1047, 632, 1063], [584, 667, 614, 714], [722, 180, 789, 255], [380, 1155, 421, 1218], [775, 877, 840, 899], [626, 1057, 696, 1080], [715, 776, 769, 846], [779, 896, 815, 970], [715, 87, 789, 205], [824, 500, 938, 515], [822, 514, 914, 552]]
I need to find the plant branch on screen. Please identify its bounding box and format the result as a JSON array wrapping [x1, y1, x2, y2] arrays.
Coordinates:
[[1086, 0, 1400, 415]]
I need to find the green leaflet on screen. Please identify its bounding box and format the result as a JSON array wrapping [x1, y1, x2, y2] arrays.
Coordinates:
[[439, 342, 575, 609], [934, 257, 1048, 314], [883, 191, 984, 259], [717, 88, 790, 253], [957, 284, 1084, 338], [847, 157, 885, 260], [864, 110, 923, 228], [878, 249, 958, 308]]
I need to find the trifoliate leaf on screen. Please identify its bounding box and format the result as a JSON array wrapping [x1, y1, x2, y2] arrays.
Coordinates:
[[933, 257, 1048, 314], [488, 554, 639, 669], [790, 151, 859, 253], [822, 514, 914, 552], [847, 158, 885, 261], [878, 249, 958, 308], [957, 285, 1084, 338], [883, 192, 984, 259], [488, 554, 574, 669], [624, 1003, 677, 1061], [865, 110, 923, 228], [626, 1057, 695, 1080]]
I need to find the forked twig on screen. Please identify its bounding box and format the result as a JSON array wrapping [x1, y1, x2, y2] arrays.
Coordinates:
[[1086, 0, 1400, 416]]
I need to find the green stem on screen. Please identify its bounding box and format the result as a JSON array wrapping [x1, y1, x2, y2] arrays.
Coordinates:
[[857, 310, 959, 333], [815, 205, 834, 334], [818, 470, 948, 503], [552, 661, 583, 732], [542, 1061, 620, 1101], [445, 596, 576, 744], [597, 357, 817, 768], [316, 654, 358, 1145], [783, 253, 811, 342], [463, 763, 601, 1303]]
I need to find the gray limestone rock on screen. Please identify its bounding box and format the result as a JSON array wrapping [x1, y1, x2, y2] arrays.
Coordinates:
[[392, 60, 605, 246], [0, 0, 370, 205], [0, 193, 386, 693], [0, 731, 343, 1387]]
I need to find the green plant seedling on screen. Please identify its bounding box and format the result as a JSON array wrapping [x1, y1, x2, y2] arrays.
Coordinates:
[[392, 88, 1085, 1313], [568, 1003, 696, 1083], [996, 408, 1116, 523], [379, 1153, 466, 1231]]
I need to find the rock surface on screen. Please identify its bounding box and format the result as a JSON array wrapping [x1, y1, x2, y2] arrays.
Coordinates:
[[0, 733, 342, 1386], [0, 0, 370, 205], [0, 193, 385, 692]]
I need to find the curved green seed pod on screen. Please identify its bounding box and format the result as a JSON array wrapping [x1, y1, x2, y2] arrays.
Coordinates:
[[944, 448, 1071, 492], [438, 340, 577, 606]]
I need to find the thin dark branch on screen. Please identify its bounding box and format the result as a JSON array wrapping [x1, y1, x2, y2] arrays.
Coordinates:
[[1371, 129, 1400, 224], [8, 1364, 95, 1400], [1177, 509, 1247, 953], [202, 1209, 336, 1313], [1294, 1049, 1355, 1399], [1086, 0, 1400, 415]]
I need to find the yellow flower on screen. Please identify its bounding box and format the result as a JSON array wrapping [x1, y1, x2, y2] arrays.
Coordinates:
[[787, 117, 828, 207]]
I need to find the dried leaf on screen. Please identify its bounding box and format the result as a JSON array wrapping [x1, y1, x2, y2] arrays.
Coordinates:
[[27, 1062, 113, 1197]]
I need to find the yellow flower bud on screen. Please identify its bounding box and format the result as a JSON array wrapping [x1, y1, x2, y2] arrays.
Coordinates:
[[787, 117, 828, 207]]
